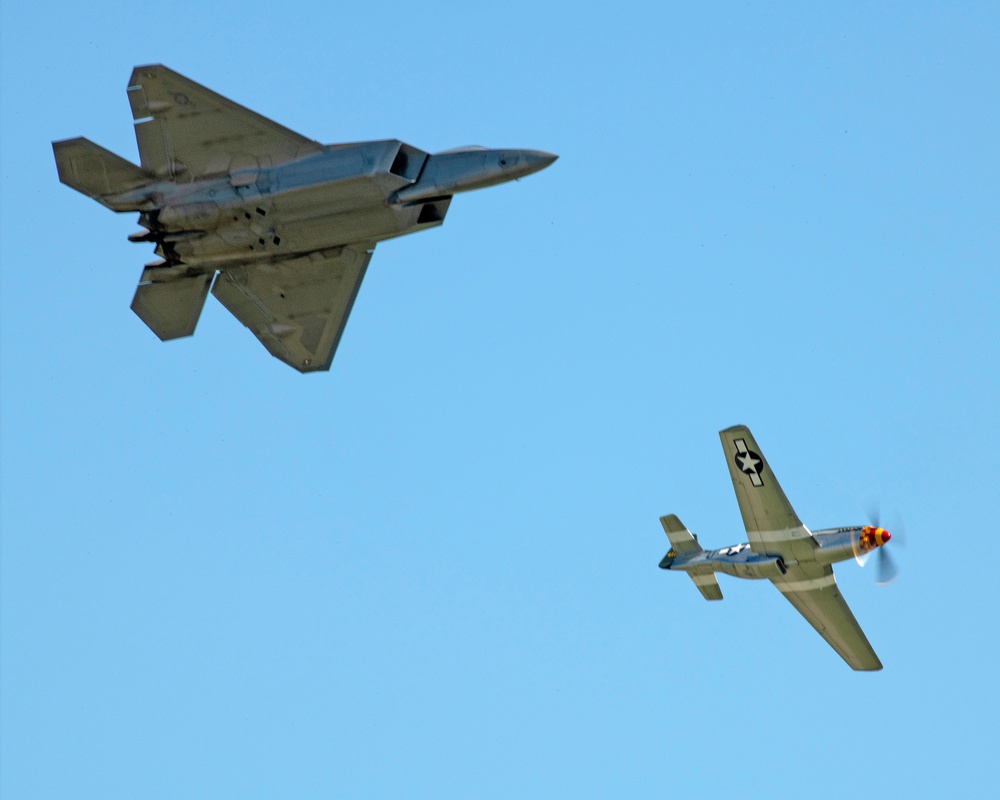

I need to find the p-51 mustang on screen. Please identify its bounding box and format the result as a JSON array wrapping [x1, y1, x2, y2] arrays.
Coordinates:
[[53, 65, 556, 372], [659, 425, 895, 671]]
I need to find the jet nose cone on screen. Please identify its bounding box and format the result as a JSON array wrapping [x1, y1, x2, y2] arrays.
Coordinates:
[[496, 149, 557, 183], [523, 149, 558, 171]]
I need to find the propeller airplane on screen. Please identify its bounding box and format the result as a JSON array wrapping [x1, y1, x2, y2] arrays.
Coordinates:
[[659, 425, 898, 671]]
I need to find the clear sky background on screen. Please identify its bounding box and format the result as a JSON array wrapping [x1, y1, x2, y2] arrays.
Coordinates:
[[3, 2, 998, 797]]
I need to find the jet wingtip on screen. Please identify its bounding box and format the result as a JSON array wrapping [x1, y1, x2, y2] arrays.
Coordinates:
[[129, 63, 169, 85]]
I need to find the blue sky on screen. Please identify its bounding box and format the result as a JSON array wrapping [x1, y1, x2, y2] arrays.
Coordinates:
[[3, 2, 998, 797]]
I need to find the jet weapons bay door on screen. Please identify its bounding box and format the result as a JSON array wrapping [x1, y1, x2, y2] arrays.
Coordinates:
[[224, 153, 280, 254]]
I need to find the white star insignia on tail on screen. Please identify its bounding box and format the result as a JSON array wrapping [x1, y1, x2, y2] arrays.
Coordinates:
[[733, 438, 764, 487]]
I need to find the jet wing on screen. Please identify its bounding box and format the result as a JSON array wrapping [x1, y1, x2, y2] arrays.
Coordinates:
[[212, 244, 374, 373], [772, 563, 882, 671], [719, 425, 815, 561], [127, 64, 323, 178]]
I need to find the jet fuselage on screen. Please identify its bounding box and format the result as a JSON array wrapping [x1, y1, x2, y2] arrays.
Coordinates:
[[127, 141, 555, 269]]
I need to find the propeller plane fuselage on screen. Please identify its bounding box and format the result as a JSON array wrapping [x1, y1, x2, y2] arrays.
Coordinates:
[[660, 525, 891, 575]]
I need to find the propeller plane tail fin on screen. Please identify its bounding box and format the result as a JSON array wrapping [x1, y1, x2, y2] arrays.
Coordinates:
[[659, 514, 703, 558]]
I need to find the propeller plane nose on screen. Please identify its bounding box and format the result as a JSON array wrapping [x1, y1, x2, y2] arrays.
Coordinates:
[[859, 521, 903, 585], [861, 525, 891, 548]]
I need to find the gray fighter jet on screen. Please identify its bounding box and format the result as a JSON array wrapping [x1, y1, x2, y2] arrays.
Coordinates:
[[659, 425, 894, 671], [53, 65, 556, 372]]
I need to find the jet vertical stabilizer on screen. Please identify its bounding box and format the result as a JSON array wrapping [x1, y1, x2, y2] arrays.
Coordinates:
[[53, 137, 154, 211]]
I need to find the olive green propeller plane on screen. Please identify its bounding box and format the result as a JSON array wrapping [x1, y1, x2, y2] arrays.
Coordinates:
[[659, 425, 897, 671], [53, 65, 556, 372]]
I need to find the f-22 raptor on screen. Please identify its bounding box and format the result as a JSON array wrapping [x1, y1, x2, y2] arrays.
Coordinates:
[[53, 65, 556, 372], [659, 425, 894, 671]]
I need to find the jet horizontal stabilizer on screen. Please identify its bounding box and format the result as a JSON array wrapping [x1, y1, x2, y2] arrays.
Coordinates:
[[131, 272, 213, 341]]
